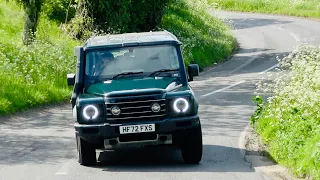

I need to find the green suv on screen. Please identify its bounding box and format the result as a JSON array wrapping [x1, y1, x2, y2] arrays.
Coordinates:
[[67, 30, 202, 166]]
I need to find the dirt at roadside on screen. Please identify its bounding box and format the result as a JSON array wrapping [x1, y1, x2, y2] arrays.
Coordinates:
[[245, 125, 268, 157], [244, 125, 307, 180]]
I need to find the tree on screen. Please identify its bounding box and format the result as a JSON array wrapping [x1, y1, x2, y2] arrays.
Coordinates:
[[67, 0, 170, 40], [16, 0, 42, 45]]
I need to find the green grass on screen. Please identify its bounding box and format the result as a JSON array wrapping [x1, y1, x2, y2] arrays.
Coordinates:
[[252, 45, 320, 179], [0, 0, 236, 115], [0, 0, 80, 115], [162, 0, 237, 67], [209, 0, 320, 19]]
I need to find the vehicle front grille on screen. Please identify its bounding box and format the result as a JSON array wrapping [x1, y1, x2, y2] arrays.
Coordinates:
[[105, 94, 166, 122]]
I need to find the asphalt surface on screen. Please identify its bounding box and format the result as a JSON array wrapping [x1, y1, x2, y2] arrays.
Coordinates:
[[1, 11, 320, 180]]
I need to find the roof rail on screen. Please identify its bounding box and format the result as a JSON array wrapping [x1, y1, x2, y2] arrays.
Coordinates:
[[84, 34, 97, 46], [163, 30, 178, 41]]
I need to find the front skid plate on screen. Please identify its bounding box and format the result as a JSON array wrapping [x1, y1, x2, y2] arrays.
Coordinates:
[[103, 134, 172, 149]]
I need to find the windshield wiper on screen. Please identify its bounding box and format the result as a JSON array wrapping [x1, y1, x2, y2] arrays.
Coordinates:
[[110, 71, 144, 80], [148, 68, 179, 77]]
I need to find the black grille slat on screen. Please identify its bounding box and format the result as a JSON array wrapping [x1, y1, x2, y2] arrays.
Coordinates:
[[111, 101, 165, 108], [106, 94, 167, 122], [107, 104, 165, 110], [108, 114, 166, 120], [108, 109, 165, 116]]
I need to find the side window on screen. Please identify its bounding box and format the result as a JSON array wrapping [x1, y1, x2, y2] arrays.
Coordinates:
[[85, 53, 92, 76], [86, 52, 100, 76]]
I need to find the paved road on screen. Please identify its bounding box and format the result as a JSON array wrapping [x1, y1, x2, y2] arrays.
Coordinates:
[[1, 11, 320, 180]]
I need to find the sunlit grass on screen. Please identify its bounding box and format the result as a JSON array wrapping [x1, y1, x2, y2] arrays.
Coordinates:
[[209, 0, 320, 19], [0, 0, 80, 115]]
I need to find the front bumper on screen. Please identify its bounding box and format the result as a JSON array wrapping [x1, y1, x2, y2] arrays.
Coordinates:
[[74, 115, 200, 149]]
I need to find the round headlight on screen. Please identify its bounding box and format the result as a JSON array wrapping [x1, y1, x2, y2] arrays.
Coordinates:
[[173, 98, 189, 113], [83, 105, 99, 120]]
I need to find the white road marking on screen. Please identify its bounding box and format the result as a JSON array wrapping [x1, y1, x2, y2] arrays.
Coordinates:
[[55, 159, 73, 175], [200, 47, 260, 76], [199, 63, 222, 75], [258, 63, 279, 75], [270, 26, 284, 31], [228, 56, 257, 75], [200, 80, 246, 97], [289, 32, 300, 42], [204, 64, 219, 73]]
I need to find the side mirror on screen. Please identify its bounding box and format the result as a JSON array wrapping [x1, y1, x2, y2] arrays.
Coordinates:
[[187, 64, 199, 81], [67, 73, 75, 86]]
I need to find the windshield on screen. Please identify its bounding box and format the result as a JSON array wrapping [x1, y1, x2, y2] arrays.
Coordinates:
[[85, 45, 181, 82]]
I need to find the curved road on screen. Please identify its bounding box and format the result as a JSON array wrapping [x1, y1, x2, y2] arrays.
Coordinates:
[[1, 11, 320, 180]]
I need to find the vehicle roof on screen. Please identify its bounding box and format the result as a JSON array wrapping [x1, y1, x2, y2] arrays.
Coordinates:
[[83, 30, 182, 50]]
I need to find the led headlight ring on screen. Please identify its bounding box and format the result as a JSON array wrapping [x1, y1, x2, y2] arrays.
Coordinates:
[[173, 98, 189, 113], [83, 105, 99, 120]]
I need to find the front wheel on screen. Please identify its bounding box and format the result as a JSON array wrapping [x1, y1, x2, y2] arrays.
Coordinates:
[[76, 134, 96, 166], [180, 125, 203, 164]]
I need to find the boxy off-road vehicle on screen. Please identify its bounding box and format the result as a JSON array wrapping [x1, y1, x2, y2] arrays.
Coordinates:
[[67, 30, 202, 166]]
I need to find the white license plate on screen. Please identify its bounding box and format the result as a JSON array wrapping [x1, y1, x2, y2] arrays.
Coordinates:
[[119, 124, 155, 134]]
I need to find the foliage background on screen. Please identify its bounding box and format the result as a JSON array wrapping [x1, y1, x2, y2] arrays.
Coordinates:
[[0, 0, 236, 115]]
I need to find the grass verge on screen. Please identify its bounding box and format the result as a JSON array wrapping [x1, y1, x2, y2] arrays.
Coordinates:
[[251, 45, 320, 179], [0, 0, 80, 115], [209, 0, 320, 19]]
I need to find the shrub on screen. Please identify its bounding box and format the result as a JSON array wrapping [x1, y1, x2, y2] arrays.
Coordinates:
[[128, 0, 170, 32], [252, 45, 320, 179], [63, 0, 170, 40], [42, 0, 77, 23], [161, 0, 236, 67]]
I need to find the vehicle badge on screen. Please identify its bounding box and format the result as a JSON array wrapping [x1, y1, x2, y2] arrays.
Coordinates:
[[151, 103, 161, 113], [111, 106, 121, 115]]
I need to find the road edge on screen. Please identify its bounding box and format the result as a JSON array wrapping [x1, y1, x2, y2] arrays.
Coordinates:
[[239, 124, 304, 180], [0, 102, 70, 123]]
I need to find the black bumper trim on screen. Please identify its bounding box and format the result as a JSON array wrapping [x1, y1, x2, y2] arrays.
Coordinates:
[[74, 115, 200, 143]]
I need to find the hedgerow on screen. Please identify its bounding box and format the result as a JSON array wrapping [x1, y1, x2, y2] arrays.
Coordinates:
[[252, 45, 320, 179]]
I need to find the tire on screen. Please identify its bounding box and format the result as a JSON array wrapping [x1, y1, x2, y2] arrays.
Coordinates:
[[180, 125, 203, 164], [76, 134, 96, 166]]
